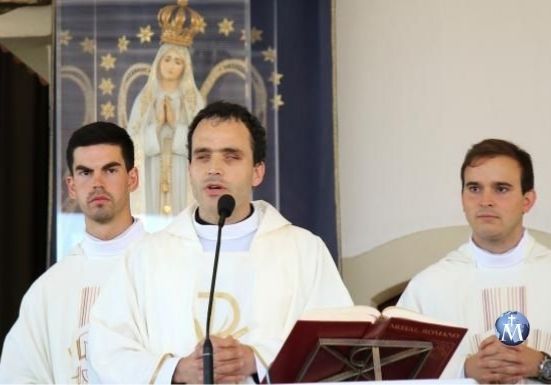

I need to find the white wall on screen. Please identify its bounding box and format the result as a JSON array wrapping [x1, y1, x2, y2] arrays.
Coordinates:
[[0, 5, 51, 82], [336, 0, 551, 258]]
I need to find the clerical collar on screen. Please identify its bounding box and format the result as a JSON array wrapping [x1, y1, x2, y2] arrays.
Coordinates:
[[82, 218, 146, 258], [469, 230, 527, 268], [193, 205, 259, 252], [195, 204, 255, 225]]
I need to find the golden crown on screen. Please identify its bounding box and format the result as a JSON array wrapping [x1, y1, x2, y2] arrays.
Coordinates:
[[158, 0, 206, 47]]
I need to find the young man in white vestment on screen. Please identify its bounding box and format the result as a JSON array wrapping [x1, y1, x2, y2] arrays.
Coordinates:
[[398, 139, 551, 384], [0, 122, 146, 383], [87, 101, 353, 384]]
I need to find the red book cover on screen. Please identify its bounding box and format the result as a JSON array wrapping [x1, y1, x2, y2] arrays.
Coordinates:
[[266, 307, 467, 383]]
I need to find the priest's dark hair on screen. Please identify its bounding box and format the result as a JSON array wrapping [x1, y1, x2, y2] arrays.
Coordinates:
[[186, 101, 266, 165], [66, 121, 135, 174], [461, 138, 534, 194]]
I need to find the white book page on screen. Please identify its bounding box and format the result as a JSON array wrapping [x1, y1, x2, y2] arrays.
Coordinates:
[[382, 306, 460, 327], [300, 305, 380, 323]]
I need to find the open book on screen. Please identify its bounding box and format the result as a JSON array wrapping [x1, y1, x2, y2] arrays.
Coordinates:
[[266, 306, 467, 383]]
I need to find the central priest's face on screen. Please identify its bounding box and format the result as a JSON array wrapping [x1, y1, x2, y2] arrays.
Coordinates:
[[461, 155, 535, 253], [188, 117, 265, 224]]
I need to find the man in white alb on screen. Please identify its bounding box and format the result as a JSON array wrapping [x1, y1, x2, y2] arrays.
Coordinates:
[[398, 139, 551, 384], [0, 122, 146, 383], [88, 101, 353, 384]]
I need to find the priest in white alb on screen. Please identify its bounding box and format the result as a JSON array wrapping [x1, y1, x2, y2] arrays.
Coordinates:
[[0, 122, 146, 383], [87, 101, 352, 384], [398, 139, 551, 384]]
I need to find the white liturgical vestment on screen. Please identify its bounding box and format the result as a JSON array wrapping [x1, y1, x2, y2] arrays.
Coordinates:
[[398, 231, 551, 379], [0, 219, 146, 384], [88, 200, 353, 383]]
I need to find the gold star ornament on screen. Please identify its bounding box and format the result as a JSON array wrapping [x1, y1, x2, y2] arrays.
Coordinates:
[[100, 53, 117, 71], [59, 30, 72, 46], [118, 36, 130, 53], [251, 27, 263, 43], [100, 101, 115, 120], [269, 71, 283, 86], [80, 37, 95, 54], [262, 47, 276, 62], [241, 27, 263, 45], [137, 25, 154, 44], [196, 18, 207, 34], [218, 18, 234, 37], [98, 78, 115, 95], [271, 94, 284, 110]]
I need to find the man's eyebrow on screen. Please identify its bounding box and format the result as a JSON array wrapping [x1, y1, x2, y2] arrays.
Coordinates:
[[494, 182, 513, 187], [465, 181, 514, 188], [192, 148, 243, 154], [193, 147, 211, 155], [101, 162, 123, 170], [74, 165, 92, 172], [74, 162, 123, 172], [221, 148, 243, 154]]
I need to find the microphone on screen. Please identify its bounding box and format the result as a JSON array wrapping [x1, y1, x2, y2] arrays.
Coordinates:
[[217, 194, 236, 226], [203, 194, 235, 384]]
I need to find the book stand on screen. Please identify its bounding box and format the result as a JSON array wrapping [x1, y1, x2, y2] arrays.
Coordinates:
[[295, 338, 433, 382]]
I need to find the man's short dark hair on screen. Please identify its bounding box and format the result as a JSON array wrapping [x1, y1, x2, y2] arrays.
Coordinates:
[[66, 121, 134, 174], [461, 138, 534, 194], [187, 101, 266, 165]]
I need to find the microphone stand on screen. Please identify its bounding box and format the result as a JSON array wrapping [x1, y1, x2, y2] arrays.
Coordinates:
[[203, 213, 229, 384]]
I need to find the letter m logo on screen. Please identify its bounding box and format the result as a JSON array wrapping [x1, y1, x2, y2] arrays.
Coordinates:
[[501, 323, 524, 342]]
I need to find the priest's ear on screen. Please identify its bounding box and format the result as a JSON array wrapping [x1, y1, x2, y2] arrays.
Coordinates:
[[252, 161, 265, 187], [66, 172, 77, 199], [127, 167, 139, 192], [522, 189, 536, 214]]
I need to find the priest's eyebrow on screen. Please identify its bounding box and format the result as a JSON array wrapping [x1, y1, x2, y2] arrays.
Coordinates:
[[193, 147, 243, 156], [464, 181, 513, 188], [494, 181, 513, 189], [101, 161, 123, 170], [193, 147, 210, 155], [74, 161, 122, 172], [220, 147, 243, 156]]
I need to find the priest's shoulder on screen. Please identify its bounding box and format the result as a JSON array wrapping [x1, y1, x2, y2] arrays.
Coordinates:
[[137, 224, 189, 243], [254, 200, 318, 241], [122, 228, 193, 264], [407, 244, 473, 287], [257, 216, 331, 260], [527, 235, 551, 263], [260, 213, 325, 248], [16, 252, 83, 305]]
